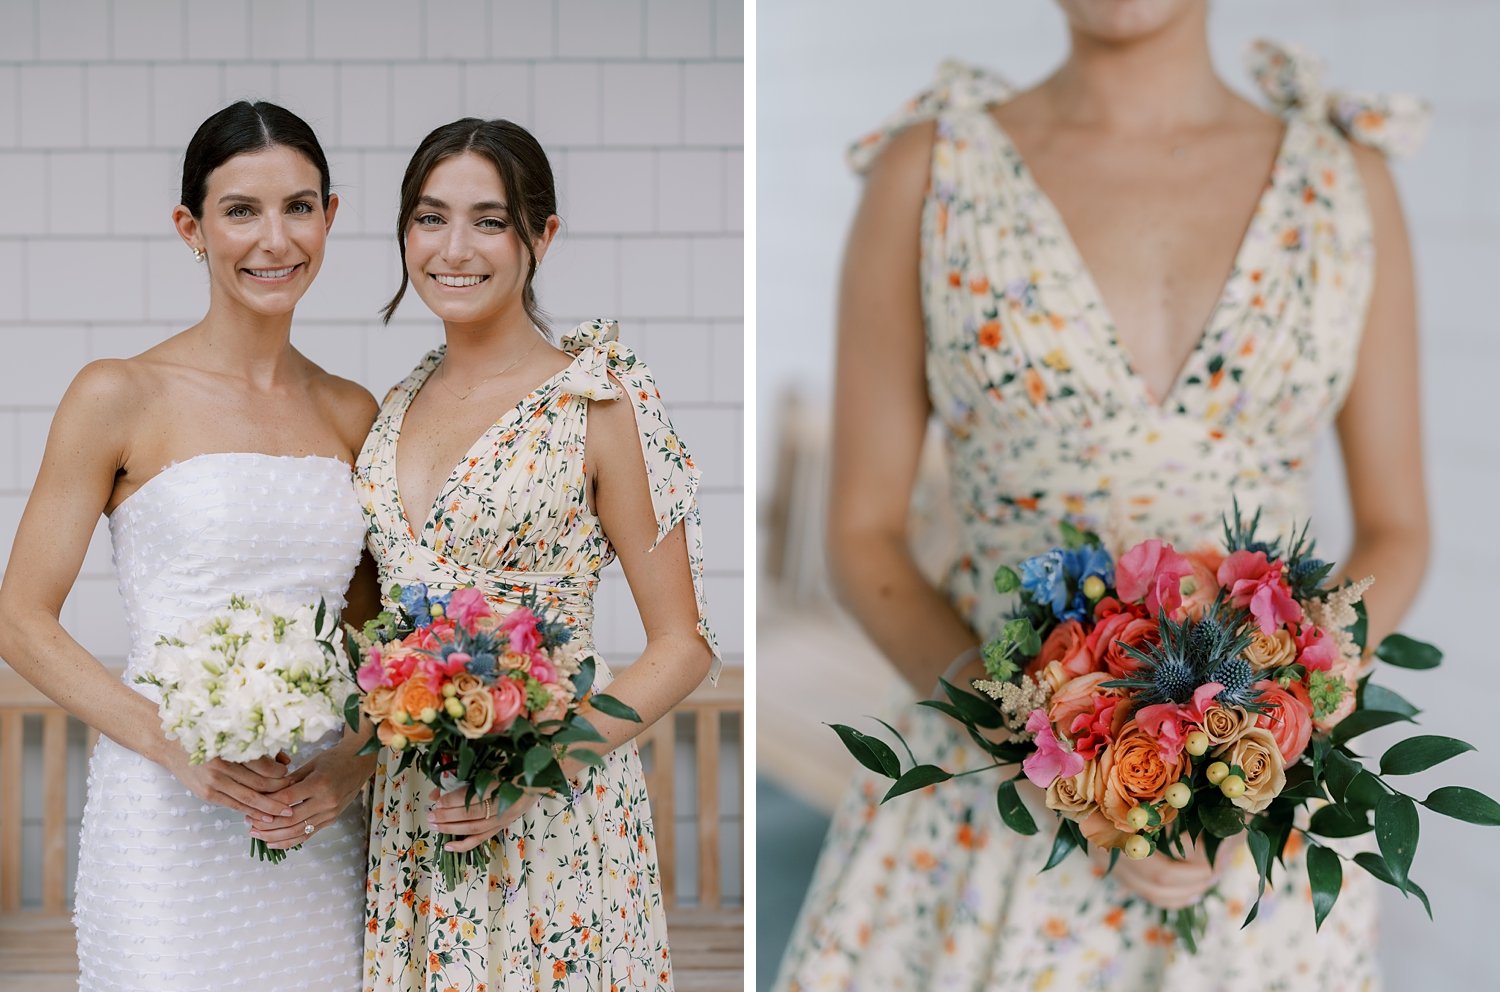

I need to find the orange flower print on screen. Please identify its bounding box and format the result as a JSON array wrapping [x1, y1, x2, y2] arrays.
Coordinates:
[[1047, 312, 1066, 331], [977, 320, 1002, 348], [1043, 917, 1069, 940], [911, 850, 938, 871], [1025, 367, 1046, 406], [553, 961, 569, 980], [969, 275, 990, 295], [530, 918, 544, 944], [1103, 907, 1126, 930], [948, 270, 962, 288]]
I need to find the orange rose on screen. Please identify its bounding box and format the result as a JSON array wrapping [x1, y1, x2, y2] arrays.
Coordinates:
[[1254, 680, 1312, 763], [362, 685, 399, 723], [399, 681, 442, 720], [1027, 620, 1098, 680], [1095, 720, 1186, 832], [1047, 672, 1115, 738], [1091, 615, 1160, 679], [376, 715, 434, 746]]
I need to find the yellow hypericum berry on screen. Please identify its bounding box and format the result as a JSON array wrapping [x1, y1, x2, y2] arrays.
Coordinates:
[[1220, 775, 1248, 799], [1124, 835, 1152, 860], [389, 734, 407, 751], [419, 707, 438, 724], [444, 697, 465, 718], [1083, 575, 1107, 601], [1125, 805, 1151, 830], [1205, 761, 1230, 785], [1164, 782, 1192, 809], [430, 604, 445, 618], [442, 683, 459, 698], [1184, 732, 1210, 757], [394, 711, 412, 726]]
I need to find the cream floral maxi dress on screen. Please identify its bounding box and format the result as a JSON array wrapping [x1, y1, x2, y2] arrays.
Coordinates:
[[357, 319, 719, 992], [775, 41, 1427, 992]]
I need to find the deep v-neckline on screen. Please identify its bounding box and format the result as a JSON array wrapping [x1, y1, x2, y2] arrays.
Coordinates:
[[388, 347, 580, 542], [975, 108, 1299, 411]]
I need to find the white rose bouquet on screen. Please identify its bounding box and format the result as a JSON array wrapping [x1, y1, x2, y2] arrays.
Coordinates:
[[137, 595, 355, 863]]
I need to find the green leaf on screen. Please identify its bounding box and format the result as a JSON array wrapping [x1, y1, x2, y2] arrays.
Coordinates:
[[1040, 819, 1078, 872], [356, 736, 381, 756], [522, 745, 554, 784], [828, 724, 902, 779], [993, 565, 1021, 594], [1306, 844, 1342, 931], [1353, 852, 1433, 919], [916, 699, 969, 724], [996, 779, 1038, 836], [572, 657, 596, 699], [589, 693, 641, 722], [1240, 830, 1273, 929], [1374, 633, 1442, 670], [343, 692, 363, 732], [1421, 786, 1500, 826], [883, 764, 953, 801], [1348, 598, 1369, 654], [1330, 709, 1412, 745], [1200, 805, 1245, 838], [1375, 793, 1419, 895], [1320, 749, 1365, 803], [937, 678, 1004, 729], [1344, 772, 1388, 810], [493, 781, 525, 818], [1278, 778, 1330, 802], [1360, 683, 1419, 718], [456, 744, 476, 784], [1201, 832, 1222, 869], [551, 717, 607, 745], [872, 717, 919, 767], [570, 749, 605, 769], [1308, 804, 1372, 838], [315, 599, 327, 635], [1379, 735, 1476, 776]]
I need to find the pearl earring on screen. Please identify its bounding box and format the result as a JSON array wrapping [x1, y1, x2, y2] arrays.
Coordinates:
[[192, 247, 205, 263]]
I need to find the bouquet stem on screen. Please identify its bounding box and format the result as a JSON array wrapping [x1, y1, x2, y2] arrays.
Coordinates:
[[250, 837, 297, 865], [437, 837, 490, 890]]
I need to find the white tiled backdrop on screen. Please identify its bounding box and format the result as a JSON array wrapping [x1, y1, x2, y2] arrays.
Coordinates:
[[0, 0, 745, 674], [758, 0, 1500, 986]]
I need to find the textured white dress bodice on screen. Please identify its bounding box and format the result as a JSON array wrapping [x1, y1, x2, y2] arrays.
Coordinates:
[[73, 453, 369, 992]]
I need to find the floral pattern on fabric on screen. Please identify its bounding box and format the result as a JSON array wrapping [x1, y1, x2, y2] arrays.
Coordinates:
[[356, 320, 717, 992], [777, 43, 1424, 992]]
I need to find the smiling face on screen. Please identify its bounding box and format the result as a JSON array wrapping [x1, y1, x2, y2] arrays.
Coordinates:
[[1053, 0, 1201, 43], [402, 151, 558, 330], [173, 144, 337, 319]]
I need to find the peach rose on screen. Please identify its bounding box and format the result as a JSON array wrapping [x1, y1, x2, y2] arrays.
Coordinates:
[[1214, 727, 1285, 814], [1094, 616, 1160, 679], [1078, 808, 1132, 850], [1038, 661, 1071, 693], [500, 651, 532, 672], [398, 680, 442, 720], [1047, 672, 1115, 736], [455, 688, 496, 738], [377, 715, 433, 745], [1046, 760, 1099, 819], [362, 685, 399, 723], [1095, 720, 1186, 832], [1027, 621, 1098, 680], [1244, 629, 1299, 673], [449, 673, 484, 696], [1199, 704, 1257, 746], [1254, 680, 1312, 763]]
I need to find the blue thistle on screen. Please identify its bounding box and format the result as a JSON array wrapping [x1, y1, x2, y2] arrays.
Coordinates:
[[1103, 598, 1264, 710]]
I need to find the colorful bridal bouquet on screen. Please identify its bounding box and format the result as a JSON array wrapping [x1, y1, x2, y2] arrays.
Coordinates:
[[137, 595, 354, 863], [833, 506, 1500, 948], [345, 583, 640, 886]]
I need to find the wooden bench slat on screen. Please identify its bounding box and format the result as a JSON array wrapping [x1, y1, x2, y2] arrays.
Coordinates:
[[40, 713, 69, 913], [695, 710, 721, 910], [0, 712, 24, 913]]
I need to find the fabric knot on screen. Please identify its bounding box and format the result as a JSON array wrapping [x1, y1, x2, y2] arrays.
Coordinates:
[[561, 317, 620, 353], [1247, 38, 1429, 158], [848, 59, 1015, 174]]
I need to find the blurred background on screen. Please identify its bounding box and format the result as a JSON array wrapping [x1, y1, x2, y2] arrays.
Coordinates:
[[756, 1, 1500, 988], [0, 2, 743, 989]]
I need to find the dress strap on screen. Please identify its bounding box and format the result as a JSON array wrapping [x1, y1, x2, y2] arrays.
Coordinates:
[[1247, 38, 1429, 158], [558, 319, 723, 681], [847, 59, 1015, 175]]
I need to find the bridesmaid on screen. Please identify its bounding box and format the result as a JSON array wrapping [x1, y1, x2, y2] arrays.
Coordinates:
[[357, 118, 719, 991]]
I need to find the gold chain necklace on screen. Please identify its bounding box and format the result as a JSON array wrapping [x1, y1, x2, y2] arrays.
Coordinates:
[[436, 335, 541, 401]]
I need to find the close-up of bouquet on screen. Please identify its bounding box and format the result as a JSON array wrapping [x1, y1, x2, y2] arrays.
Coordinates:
[[346, 582, 640, 887], [833, 506, 1500, 948], [137, 595, 355, 864]]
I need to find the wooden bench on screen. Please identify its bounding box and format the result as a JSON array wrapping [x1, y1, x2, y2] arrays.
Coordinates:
[[0, 666, 741, 991]]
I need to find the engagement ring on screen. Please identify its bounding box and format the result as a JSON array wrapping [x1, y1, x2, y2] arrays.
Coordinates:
[[303, 822, 315, 836]]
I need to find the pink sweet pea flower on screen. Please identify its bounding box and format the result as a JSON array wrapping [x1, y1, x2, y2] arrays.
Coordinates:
[[1116, 539, 1194, 617], [1066, 694, 1120, 761], [448, 587, 492, 634], [1021, 708, 1085, 788], [1134, 683, 1222, 761], [1218, 551, 1302, 635], [500, 607, 542, 655], [356, 647, 390, 692], [1294, 623, 1339, 671]]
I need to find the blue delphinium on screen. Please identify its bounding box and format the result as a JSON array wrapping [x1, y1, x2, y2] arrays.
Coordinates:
[[398, 582, 433, 626], [1018, 550, 1069, 615], [1064, 544, 1114, 589]]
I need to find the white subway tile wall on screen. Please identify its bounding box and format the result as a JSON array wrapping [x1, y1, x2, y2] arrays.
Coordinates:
[[0, 0, 745, 675]]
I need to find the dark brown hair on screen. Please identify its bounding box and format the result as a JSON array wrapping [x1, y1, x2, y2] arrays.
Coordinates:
[[381, 118, 558, 330], [180, 101, 331, 218]]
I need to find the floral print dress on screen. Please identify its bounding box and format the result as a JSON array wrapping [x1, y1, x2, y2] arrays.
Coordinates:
[[357, 319, 719, 992], [775, 41, 1427, 992]]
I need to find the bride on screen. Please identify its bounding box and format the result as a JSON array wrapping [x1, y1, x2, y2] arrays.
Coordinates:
[[0, 102, 378, 991], [776, 0, 1428, 989]]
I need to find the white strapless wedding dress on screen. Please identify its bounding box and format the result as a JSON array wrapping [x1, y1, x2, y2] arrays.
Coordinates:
[[73, 453, 369, 992]]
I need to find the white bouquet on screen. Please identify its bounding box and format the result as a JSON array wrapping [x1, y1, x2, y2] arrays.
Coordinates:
[[137, 595, 355, 862]]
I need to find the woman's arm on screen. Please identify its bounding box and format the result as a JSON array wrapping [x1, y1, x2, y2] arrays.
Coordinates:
[[827, 122, 980, 694], [0, 361, 295, 821], [1333, 145, 1429, 644]]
